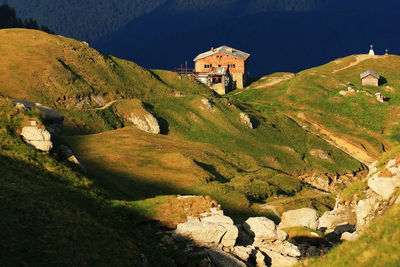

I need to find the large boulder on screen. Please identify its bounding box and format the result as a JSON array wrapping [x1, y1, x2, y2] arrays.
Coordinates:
[[207, 248, 246, 267], [21, 126, 52, 152], [258, 248, 299, 267], [318, 209, 348, 232], [175, 214, 238, 248], [232, 246, 253, 262], [239, 113, 253, 129], [279, 208, 319, 230], [129, 114, 160, 134], [243, 217, 287, 241], [115, 99, 161, 134], [368, 159, 400, 200]]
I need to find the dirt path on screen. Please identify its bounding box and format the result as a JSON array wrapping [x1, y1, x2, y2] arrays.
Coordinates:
[[91, 100, 120, 110], [234, 74, 295, 95], [291, 113, 376, 165], [332, 55, 377, 74]]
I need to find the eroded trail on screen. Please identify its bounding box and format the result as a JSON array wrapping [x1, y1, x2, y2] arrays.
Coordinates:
[[290, 113, 376, 165], [332, 55, 377, 73]]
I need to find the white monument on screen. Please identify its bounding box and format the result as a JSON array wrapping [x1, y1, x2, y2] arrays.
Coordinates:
[[369, 44, 375, 56]]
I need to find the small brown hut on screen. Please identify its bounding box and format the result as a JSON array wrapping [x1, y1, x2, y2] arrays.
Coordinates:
[[360, 70, 380, 86]]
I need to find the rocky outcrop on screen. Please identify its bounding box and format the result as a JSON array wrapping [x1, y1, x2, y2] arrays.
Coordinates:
[[21, 126, 53, 152], [243, 217, 300, 266], [368, 159, 400, 200], [375, 92, 384, 103], [279, 208, 319, 230], [58, 145, 86, 172], [207, 248, 246, 267], [115, 99, 161, 134], [239, 113, 253, 129], [174, 210, 238, 248], [129, 114, 160, 134], [200, 98, 215, 112], [299, 171, 359, 193], [318, 208, 350, 233]]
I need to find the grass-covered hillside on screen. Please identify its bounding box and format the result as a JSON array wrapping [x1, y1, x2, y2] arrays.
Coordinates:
[[0, 28, 213, 106], [0, 29, 379, 265], [0, 29, 365, 223], [233, 54, 400, 163]]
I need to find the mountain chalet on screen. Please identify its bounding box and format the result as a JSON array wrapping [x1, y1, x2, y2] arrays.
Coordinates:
[[193, 46, 250, 95]]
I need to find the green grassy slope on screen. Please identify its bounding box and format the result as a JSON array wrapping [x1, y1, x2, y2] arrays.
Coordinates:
[[0, 28, 213, 107], [233, 55, 400, 161], [0, 29, 365, 222]]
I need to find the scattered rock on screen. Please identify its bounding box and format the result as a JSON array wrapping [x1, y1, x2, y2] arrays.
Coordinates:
[[355, 198, 374, 228], [300, 173, 331, 192], [207, 248, 246, 267], [279, 208, 319, 230], [232, 246, 253, 262], [341, 231, 359, 241], [75, 96, 91, 109], [243, 217, 287, 241], [14, 101, 64, 122], [175, 214, 238, 248], [239, 113, 253, 129], [318, 208, 349, 233], [91, 94, 107, 106], [310, 149, 331, 161], [21, 126, 53, 152], [258, 248, 299, 267], [200, 98, 215, 112], [375, 92, 384, 103], [129, 114, 160, 134]]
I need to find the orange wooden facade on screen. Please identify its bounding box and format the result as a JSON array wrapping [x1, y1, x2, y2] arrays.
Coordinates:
[[194, 52, 248, 75]]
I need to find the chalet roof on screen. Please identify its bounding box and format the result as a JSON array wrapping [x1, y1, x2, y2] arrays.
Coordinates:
[[360, 70, 380, 79], [193, 45, 250, 61]]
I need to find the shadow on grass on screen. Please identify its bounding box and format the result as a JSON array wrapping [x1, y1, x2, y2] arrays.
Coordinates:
[[0, 153, 256, 266], [193, 160, 229, 183]]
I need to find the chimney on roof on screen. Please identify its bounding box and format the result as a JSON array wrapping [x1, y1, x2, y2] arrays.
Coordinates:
[[211, 47, 214, 52]]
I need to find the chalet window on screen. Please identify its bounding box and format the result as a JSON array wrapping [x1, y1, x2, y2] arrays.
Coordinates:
[[228, 64, 236, 68], [204, 64, 211, 68]]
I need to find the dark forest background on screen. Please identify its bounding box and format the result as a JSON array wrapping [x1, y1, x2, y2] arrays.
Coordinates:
[[0, 4, 51, 33], [1, 0, 400, 76]]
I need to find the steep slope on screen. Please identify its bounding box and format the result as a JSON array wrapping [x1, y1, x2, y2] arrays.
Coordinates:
[[0, 28, 213, 107], [0, 29, 365, 220]]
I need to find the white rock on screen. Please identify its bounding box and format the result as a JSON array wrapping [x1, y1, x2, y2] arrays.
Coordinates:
[[244, 217, 287, 241], [220, 224, 239, 248], [279, 208, 319, 230], [21, 126, 53, 152], [201, 215, 234, 225], [200, 98, 215, 111], [318, 209, 348, 232], [254, 250, 266, 267], [175, 214, 238, 248], [356, 199, 374, 227], [239, 113, 253, 129], [375, 92, 384, 103], [207, 248, 246, 267], [232, 246, 253, 262], [341, 231, 359, 241], [259, 248, 299, 267], [27, 140, 53, 152], [175, 222, 227, 246], [368, 176, 400, 200], [129, 114, 160, 134]]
